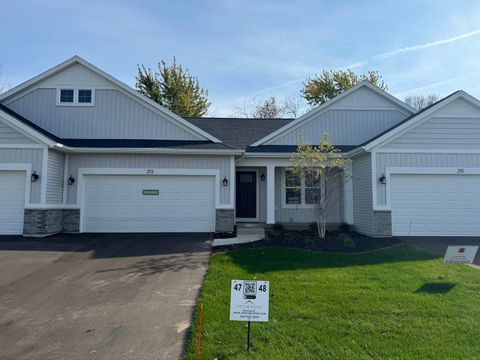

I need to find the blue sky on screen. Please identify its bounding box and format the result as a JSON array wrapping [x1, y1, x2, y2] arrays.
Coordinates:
[[2, 0, 480, 116]]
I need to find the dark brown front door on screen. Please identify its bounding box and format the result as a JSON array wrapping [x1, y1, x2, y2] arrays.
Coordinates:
[[236, 171, 256, 218]]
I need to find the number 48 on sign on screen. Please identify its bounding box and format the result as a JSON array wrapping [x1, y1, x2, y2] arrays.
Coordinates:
[[230, 280, 269, 322]]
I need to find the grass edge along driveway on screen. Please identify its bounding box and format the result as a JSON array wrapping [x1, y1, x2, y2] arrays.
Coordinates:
[[183, 244, 480, 359]]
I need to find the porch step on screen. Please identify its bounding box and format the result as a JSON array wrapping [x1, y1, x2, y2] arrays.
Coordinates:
[[236, 222, 267, 229], [213, 227, 265, 247]]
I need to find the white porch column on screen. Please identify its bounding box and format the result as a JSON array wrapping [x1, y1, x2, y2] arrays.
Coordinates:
[[266, 165, 275, 224], [343, 162, 354, 224]]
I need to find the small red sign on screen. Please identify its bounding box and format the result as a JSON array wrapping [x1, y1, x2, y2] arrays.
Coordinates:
[[458, 247, 465, 253]]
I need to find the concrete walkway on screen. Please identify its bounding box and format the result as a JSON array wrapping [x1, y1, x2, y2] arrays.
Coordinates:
[[213, 228, 265, 247]]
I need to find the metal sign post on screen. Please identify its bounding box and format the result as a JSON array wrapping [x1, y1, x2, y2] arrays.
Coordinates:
[[230, 280, 269, 351], [247, 321, 251, 351]]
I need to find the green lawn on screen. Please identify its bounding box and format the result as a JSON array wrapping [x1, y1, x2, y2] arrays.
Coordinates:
[[183, 244, 480, 359]]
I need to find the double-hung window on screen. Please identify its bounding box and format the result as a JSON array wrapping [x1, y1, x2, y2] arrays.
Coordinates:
[[283, 169, 323, 207]]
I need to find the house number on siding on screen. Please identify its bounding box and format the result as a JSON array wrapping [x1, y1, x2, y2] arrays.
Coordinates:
[[457, 168, 465, 174], [146, 169, 154, 174]]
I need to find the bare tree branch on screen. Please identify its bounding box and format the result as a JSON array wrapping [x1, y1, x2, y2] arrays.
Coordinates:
[[404, 94, 439, 110]]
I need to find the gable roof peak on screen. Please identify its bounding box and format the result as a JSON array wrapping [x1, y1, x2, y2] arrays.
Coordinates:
[[0, 56, 222, 143]]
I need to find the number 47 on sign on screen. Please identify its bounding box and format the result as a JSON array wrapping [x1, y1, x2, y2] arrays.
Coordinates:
[[230, 280, 269, 322]]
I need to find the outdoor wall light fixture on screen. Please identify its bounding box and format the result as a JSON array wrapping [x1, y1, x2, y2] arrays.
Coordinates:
[[68, 175, 75, 185], [260, 172, 265, 181], [31, 171, 39, 182], [223, 176, 229, 186], [378, 174, 387, 184]]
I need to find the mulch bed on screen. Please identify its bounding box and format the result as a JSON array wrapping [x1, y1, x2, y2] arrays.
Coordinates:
[[214, 229, 401, 253]]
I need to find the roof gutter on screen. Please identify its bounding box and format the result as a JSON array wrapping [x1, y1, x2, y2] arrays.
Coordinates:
[[53, 143, 243, 155]]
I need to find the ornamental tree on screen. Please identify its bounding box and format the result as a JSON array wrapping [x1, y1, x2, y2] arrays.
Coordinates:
[[289, 133, 351, 238]]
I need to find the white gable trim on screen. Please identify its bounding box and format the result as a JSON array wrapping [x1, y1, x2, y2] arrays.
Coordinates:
[[250, 81, 415, 147], [0, 109, 56, 147], [0, 56, 222, 143], [364, 91, 480, 151]]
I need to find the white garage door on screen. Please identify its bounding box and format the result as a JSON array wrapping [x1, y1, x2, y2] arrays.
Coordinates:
[[0, 171, 26, 235], [83, 175, 215, 233], [391, 174, 480, 236]]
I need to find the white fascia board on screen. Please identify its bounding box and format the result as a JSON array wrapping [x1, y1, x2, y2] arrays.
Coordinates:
[[363, 91, 480, 151], [55, 145, 243, 155], [250, 81, 415, 147], [0, 56, 222, 144], [0, 110, 56, 146]]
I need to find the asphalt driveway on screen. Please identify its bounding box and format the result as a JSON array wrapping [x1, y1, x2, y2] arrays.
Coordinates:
[[0, 233, 210, 360], [401, 237, 480, 266]]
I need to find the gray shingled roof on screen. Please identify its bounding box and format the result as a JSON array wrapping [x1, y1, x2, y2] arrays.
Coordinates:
[[184, 117, 294, 149]]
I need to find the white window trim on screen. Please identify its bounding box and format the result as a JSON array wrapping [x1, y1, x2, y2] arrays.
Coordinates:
[[56, 88, 95, 106], [281, 168, 323, 209]]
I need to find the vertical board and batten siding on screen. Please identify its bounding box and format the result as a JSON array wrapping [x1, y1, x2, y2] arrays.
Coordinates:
[[353, 153, 374, 235], [375, 153, 480, 206], [0, 148, 43, 203], [46, 150, 65, 204], [0, 120, 35, 144], [274, 167, 342, 223], [6, 89, 201, 140], [268, 110, 407, 145], [65, 153, 232, 205]]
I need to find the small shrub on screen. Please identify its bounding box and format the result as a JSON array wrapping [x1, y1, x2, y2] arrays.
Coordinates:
[[338, 222, 351, 233], [304, 237, 316, 249], [339, 233, 355, 248], [308, 222, 318, 234], [273, 222, 284, 232], [285, 232, 295, 242]]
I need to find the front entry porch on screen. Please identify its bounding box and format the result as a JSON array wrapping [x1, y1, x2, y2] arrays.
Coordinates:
[[234, 161, 353, 227]]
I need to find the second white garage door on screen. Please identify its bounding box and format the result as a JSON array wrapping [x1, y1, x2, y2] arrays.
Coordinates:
[[0, 171, 26, 235], [83, 175, 215, 233], [391, 174, 480, 236]]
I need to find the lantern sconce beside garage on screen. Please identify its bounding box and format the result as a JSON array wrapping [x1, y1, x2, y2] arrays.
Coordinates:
[[68, 175, 75, 185], [260, 172, 265, 181], [31, 171, 39, 182], [223, 176, 229, 187], [378, 174, 387, 184]]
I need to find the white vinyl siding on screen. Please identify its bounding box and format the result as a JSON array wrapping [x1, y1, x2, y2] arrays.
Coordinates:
[[65, 153, 232, 205], [269, 110, 406, 146], [7, 88, 202, 140], [384, 117, 480, 149], [83, 175, 215, 233], [0, 148, 43, 203], [0, 119, 35, 144], [46, 150, 64, 204], [0, 171, 26, 234], [353, 153, 373, 235]]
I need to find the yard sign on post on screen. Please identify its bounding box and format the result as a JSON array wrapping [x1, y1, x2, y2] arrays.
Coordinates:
[[230, 280, 269, 351], [443, 246, 478, 264]]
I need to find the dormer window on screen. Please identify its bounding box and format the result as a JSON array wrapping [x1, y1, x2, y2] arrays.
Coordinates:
[[60, 89, 74, 103], [57, 88, 95, 106], [78, 89, 92, 103]]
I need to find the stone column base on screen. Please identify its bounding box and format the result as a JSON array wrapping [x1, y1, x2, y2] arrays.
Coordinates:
[[216, 209, 234, 233]]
